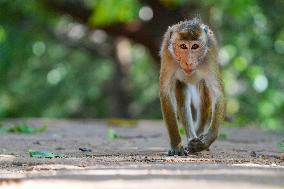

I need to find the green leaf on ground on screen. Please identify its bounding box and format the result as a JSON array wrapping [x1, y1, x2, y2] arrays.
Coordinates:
[[276, 141, 284, 152], [0, 125, 8, 133], [6, 123, 48, 134], [107, 128, 119, 140], [218, 133, 227, 140], [179, 127, 186, 136], [29, 150, 66, 158]]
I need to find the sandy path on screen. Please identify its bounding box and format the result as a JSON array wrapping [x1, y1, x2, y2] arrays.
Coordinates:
[[0, 119, 283, 189]]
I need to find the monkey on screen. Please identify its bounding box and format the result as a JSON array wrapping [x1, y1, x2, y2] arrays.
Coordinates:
[[159, 18, 225, 156]]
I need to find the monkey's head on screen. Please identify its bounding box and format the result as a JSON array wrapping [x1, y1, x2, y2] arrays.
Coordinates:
[[168, 18, 214, 75]]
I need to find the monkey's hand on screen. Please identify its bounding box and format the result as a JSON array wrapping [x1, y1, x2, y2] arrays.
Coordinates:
[[168, 146, 188, 156], [187, 134, 211, 153]]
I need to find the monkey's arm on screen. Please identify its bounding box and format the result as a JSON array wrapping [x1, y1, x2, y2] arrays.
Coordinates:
[[160, 91, 184, 155], [188, 70, 225, 152], [205, 70, 226, 145], [188, 93, 224, 152], [196, 80, 211, 136], [206, 93, 225, 144], [159, 60, 186, 156], [175, 81, 197, 141]]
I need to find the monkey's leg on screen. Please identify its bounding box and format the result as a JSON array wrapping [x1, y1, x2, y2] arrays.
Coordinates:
[[188, 96, 225, 152], [160, 87, 186, 156], [175, 81, 198, 145]]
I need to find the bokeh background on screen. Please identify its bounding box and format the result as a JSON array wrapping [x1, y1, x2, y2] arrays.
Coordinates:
[[0, 0, 283, 130]]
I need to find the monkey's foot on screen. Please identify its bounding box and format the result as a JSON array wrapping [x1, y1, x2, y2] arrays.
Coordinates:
[[168, 146, 188, 156], [187, 135, 209, 153]]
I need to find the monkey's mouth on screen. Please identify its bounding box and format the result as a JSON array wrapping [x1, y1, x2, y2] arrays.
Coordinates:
[[183, 68, 195, 75]]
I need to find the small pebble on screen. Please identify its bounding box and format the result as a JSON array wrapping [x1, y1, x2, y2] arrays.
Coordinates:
[[55, 147, 65, 150], [79, 147, 92, 152], [250, 151, 257, 157]]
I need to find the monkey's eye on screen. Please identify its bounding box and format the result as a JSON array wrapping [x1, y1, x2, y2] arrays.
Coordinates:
[[191, 44, 199, 50], [179, 44, 187, 49]]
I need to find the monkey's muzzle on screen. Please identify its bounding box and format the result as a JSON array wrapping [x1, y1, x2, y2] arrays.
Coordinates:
[[182, 67, 195, 75]]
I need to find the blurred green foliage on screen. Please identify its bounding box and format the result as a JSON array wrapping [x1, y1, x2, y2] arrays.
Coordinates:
[[178, 127, 186, 136], [0, 0, 283, 130], [0, 123, 48, 134], [107, 128, 119, 140], [218, 133, 227, 141], [89, 0, 140, 26]]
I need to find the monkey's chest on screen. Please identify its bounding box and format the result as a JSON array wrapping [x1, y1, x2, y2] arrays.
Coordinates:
[[185, 84, 200, 110], [173, 69, 202, 107]]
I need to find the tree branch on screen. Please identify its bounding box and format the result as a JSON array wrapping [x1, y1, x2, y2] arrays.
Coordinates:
[[41, 0, 200, 64]]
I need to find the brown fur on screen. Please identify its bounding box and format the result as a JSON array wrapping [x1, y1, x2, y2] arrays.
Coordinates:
[[159, 19, 225, 155]]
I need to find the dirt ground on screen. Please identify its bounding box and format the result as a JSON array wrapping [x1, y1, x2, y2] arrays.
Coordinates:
[[0, 119, 283, 189]]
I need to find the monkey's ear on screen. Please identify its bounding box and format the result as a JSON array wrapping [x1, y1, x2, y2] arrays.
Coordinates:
[[167, 30, 173, 46], [204, 26, 209, 34], [167, 26, 174, 38], [167, 31, 175, 55], [201, 24, 208, 34], [169, 31, 173, 39], [201, 24, 213, 36]]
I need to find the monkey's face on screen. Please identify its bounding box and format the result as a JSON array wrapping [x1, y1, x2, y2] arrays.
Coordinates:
[[170, 31, 208, 75]]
